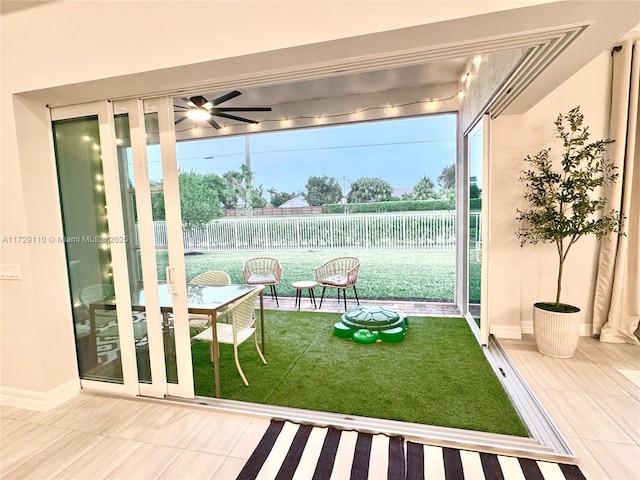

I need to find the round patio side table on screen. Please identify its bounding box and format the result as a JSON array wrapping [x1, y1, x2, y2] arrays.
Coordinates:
[[292, 281, 318, 311]]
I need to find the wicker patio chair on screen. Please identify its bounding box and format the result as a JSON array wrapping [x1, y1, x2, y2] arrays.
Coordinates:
[[188, 270, 232, 332], [242, 257, 282, 307], [314, 256, 361, 311]]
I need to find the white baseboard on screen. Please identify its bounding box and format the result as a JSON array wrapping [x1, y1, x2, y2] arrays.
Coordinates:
[[491, 325, 523, 339], [522, 321, 534, 335], [0, 378, 80, 411]]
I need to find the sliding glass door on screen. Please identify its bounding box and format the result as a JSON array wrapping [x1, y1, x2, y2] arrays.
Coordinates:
[[52, 99, 193, 398], [466, 116, 489, 345]]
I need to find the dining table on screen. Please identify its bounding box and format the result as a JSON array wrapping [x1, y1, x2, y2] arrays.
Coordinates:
[[88, 283, 265, 398]]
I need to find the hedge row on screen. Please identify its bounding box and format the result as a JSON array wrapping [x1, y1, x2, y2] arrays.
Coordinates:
[[322, 199, 455, 214], [321, 198, 482, 213]]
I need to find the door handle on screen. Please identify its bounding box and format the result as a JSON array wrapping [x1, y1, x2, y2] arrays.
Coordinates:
[[166, 266, 176, 295]]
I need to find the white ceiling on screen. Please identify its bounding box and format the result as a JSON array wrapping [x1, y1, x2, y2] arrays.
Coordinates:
[[174, 57, 470, 112]]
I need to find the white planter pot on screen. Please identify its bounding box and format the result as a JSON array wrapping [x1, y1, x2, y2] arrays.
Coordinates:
[[532, 303, 581, 358]]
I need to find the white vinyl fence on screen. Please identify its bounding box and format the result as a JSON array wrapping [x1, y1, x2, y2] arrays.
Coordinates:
[[151, 212, 480, 252]]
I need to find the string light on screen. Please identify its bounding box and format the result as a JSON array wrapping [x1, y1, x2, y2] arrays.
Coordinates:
[[174, 87, 462, 134], [384, 106, 398, 116], [458, 57, 481, 101]]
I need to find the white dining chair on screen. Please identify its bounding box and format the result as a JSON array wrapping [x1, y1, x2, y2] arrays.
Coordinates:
[[191, 286, 266, 386]]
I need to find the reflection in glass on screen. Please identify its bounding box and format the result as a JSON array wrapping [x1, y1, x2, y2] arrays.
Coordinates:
[[53, 116, 124, 383]]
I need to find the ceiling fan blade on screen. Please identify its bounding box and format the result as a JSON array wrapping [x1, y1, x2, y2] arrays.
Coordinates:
[[174, 105, 190, 110], [175, 116, 188, 125], [189, 95, 208, 108], [213, 107, 272, 112], [214, 112, 259, 124], [212, 90, 242, 106], [207, 117, 222, 130], [181, 97, 197, 108]]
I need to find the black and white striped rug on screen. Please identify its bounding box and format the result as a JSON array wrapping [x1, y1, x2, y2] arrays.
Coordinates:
[[236, 420, 586, 480], [236, 420, 405, 480]]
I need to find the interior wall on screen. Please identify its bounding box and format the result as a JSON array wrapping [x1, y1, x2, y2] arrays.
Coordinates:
[[488, 50, 613, 337]]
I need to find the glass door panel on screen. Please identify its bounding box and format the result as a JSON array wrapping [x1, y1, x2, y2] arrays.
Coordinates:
[[142, 112, 178, 385], [54, 115, 125, 383], [468, 124, 483, 327], [52, 102, 138, 395], [142, 97, 193, 398], [113, 108, 156, 387], [466, 116, 489, 345]]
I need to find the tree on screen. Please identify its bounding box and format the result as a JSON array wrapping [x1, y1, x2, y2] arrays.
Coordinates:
[[220, 164, 265, 211], [303, 175, 342, 206], [150, 171, 225, 227], [250, 185, 267, 208], [469, 176, 481, 199], [410, 176, 437, 200], [178, 170, 224, 227], [267, 189, 298, 207], [150, 180, 166, 220], [438, 164, 456, 190], [220, 170, 243, 209], [516, 107, 623, 306], [347, 177, 393, 203]]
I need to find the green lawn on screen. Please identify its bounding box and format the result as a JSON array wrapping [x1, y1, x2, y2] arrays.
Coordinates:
[[156, 250, 465, 302], [192, 311, 528, 437]]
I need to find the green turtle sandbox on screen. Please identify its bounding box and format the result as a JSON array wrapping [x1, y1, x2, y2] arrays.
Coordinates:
[[333, 306, 407, 344]]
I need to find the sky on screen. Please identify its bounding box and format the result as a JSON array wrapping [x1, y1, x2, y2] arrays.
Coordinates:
[[170, 114, 457, 195]]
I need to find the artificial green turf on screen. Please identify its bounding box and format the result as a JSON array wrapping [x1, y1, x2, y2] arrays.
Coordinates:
[[192, 311, 529, 437]]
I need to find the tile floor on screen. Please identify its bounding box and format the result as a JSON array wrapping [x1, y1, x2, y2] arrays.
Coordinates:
[[1, 395, 270, 479], [1, 303, 638, 479], [500, 335, 640, 480]]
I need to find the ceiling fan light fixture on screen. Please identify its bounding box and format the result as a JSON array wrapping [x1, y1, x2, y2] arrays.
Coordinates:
[[186, 108, 212, 121]]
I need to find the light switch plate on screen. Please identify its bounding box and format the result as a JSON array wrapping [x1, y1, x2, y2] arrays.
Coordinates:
[[0, 264, 21, 280]]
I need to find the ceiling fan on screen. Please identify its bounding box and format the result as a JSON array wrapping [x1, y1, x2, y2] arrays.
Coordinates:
[[174, 90, 272, 130]]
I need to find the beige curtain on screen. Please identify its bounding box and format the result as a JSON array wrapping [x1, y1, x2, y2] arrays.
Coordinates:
[[592, 40, 640, 344]]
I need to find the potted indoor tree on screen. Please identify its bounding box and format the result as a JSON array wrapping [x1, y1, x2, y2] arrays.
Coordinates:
[[516, 106, 623, 358]]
